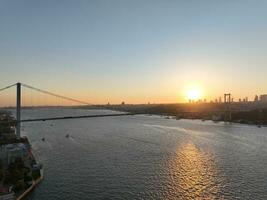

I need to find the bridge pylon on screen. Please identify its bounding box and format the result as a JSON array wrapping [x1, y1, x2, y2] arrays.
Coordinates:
[[16, 82, 21, 139]]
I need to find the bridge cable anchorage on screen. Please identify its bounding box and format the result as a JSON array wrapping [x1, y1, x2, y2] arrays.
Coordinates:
[[21, 83, 91, 105], [0, 83, 17, 92]]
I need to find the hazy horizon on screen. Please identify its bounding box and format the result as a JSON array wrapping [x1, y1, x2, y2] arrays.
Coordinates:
[[1, 0, 267, 104]]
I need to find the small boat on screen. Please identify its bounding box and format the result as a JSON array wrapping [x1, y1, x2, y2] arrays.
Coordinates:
[[41, 137, 45, 141], [65, 134, 70, 138]]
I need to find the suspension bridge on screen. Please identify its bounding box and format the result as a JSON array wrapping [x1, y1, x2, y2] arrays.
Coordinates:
[[0, 82, 136, 139]]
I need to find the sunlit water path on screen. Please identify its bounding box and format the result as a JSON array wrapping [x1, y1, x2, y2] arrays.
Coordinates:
[[9, 108, 267, 199]]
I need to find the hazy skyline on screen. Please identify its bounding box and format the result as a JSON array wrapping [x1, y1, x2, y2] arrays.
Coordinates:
[[1, 0, 267, 104]]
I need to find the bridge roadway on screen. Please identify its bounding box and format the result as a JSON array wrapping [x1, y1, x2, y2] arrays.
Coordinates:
[[0, 113, 139, 124]]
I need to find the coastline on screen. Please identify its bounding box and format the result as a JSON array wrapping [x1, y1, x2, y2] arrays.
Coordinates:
[[0, 111, 44, 200], [16, 168, 43, 200], [95, 103, 267, 126], [15, 137, 44, 200]]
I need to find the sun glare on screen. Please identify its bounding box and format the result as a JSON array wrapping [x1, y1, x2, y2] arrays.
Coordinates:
[[186, 87, 202, 101]]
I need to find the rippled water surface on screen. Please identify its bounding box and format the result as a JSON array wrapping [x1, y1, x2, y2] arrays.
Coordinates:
[[12, 108, 267, 199]]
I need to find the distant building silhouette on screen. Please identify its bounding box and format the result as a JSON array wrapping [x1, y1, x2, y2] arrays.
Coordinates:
[[254, 95, 259, 102], [260, 94, 267, 102], [224, 93, 232, 121]]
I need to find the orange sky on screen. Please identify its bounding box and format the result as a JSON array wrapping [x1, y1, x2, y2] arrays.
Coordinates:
[[1, 1, 267, 106]]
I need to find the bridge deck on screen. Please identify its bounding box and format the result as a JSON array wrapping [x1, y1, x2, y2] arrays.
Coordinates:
[[0, 113, 138, 124]]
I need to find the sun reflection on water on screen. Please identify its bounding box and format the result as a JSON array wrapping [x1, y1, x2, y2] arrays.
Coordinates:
[[166, 143, 223, 200]]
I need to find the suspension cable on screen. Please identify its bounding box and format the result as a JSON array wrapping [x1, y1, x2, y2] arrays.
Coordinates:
[[0, 83, 17, 92], [21, 83, 91, 105]]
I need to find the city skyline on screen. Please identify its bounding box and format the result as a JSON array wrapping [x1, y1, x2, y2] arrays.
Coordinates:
[[1, 81, 267, 107], [1, 0, 267, 104]]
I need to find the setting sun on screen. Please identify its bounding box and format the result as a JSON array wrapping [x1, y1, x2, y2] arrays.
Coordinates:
[[186, 87, 203, 101]]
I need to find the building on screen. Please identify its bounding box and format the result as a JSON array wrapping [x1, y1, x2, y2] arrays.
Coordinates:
[[260, 94, 267, 102], [254, 95, 259, 102], [0, 143, 28, 166]]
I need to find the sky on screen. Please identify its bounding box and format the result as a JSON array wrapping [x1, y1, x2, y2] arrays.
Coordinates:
[[1, 0, 267, 104]]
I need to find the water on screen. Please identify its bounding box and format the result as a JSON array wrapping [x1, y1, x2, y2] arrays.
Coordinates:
[[13, 108, 267, 199]]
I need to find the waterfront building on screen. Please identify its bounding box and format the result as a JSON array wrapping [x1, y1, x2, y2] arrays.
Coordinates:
[[0, 143, 28, 166], [7, 143, 28, 165]]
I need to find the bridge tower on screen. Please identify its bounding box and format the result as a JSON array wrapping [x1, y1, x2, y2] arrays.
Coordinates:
[[224, 93, 232, 122], [16, 82, 21, 138]]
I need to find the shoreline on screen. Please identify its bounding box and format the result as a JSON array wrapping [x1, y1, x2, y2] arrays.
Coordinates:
[[16, 168, 43, 200], [15, 137, 44, 200], [0, 111, 44, 200], [150, 113, 267, 127], [95, 103, 267, 126]]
